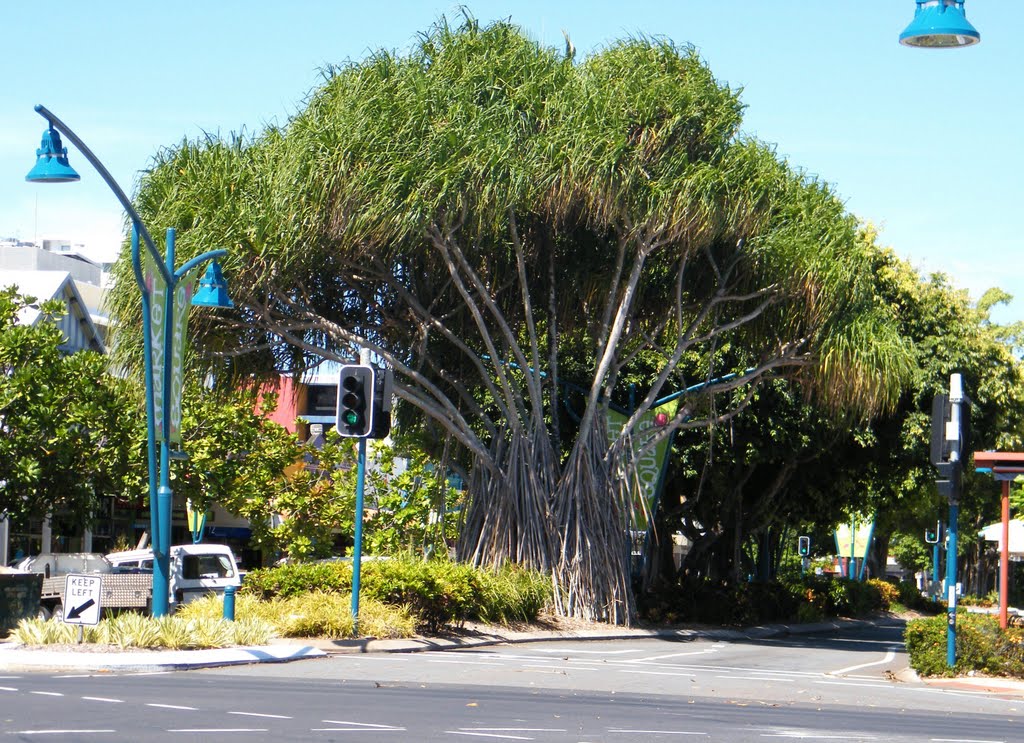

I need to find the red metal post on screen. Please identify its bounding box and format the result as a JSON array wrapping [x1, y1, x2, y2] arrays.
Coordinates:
[[1001, 479, 1010, 630]]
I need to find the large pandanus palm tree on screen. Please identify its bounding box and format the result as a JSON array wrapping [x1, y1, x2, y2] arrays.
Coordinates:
[[108, 18, 912, 622]]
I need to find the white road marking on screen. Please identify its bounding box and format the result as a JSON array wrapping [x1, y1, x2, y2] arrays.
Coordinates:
[[29, 691, 63, 697], [147, 702, 197, 710], [761, 736, 872, 740], [81, 696, 123, 703], [311, 729, 407, 733], [321, 719, 405, 730], [628, 648, 721, 663], [931, 739, 1005, 743], [831, 649, 897, 676], [428, 659, 506, 666], [447, 732, 533, 740], [9, 731, 115, 736], [459, 729, 567, 733], [608, 729, 708, 736], [0, 686, 18, 691], [168, 729, 267, 733], [814, 679, 891, 689], [625, 670, 699, 677], [228, 711, 292, 719], [530, 647, 642, 655]]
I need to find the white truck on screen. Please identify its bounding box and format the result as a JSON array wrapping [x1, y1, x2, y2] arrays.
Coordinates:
[[28, 543, 241, 620], [105, 543, 242, 608]]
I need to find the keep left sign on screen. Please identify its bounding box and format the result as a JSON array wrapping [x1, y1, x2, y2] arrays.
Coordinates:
[[63, 574, 103, 626]]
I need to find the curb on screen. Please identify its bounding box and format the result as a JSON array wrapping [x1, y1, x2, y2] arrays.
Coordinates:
[[0, 617, 885, 670], [0, 642, 325, 672]]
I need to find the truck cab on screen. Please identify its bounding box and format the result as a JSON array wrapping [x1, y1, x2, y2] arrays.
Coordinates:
[[106, 543, 241, 609]]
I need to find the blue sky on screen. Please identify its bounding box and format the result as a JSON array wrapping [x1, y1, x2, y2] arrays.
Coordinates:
[[3, 1, 1019, 321]]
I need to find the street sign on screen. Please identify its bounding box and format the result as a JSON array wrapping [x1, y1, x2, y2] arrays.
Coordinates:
[[62, 574, 102, 625]]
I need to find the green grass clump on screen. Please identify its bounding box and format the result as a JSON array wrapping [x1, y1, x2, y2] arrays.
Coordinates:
[[176, 591, 417, 639], [10, 609, 277, 649]]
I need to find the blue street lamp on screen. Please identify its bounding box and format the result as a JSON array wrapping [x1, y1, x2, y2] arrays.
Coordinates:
[[900, 1, 980, 48], [26, 104, 233, 617]]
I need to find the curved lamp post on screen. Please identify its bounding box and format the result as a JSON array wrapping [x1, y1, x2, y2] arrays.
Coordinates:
[[900, 1, 980, 48], [26, 104, 233, 617]]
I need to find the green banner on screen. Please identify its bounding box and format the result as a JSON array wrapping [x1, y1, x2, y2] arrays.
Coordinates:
[[145, 254, 196, 444], [607, 399, 679, 531]]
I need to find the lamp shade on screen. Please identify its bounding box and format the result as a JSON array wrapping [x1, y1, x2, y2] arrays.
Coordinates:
[[191, 260, 234, 308], [900, 1, 980, 48], [26, 126, 80, 182]]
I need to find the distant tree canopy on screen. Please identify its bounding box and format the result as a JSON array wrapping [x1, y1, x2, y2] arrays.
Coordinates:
[[0, 288, 137, 525], [108, 18, 912, 621]]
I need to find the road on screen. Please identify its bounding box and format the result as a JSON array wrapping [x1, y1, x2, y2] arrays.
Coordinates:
[[1, 620, 1021, 742]]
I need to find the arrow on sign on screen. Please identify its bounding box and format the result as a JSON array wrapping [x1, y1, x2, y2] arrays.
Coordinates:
[[67, 599, 96, 620]]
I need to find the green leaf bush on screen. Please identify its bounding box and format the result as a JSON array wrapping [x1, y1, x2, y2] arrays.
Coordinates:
[[640, 574, 938, 626], [241, 558, 551, 633], [904, 610, 1024, 677], [176, 591, 416, 640], [10, 611, 277, 649]]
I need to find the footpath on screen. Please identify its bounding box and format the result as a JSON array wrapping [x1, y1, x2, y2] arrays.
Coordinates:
[[2, 617, 1024, 698]]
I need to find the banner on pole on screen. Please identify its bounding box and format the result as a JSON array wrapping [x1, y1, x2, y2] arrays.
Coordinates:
[[607, 399, 679, 531], [145, 253, 197, 444], [834, 516, 874, 560]]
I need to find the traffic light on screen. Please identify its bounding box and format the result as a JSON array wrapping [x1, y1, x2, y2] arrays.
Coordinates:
[[925, 522, 942, 544], [369, 367, 394, 440], [337, 364, 375, 437], [797, 535, 810, 557]]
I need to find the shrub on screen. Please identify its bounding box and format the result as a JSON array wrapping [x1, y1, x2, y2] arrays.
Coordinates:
[[240, 557, 551, 633], [177, 587, 418, 640], [866, 579, 899, 610], [475, 565, 552, 624], [242, 561, 351, 599], [10, 611, 277, 649], [906, 611, 1007, 677]]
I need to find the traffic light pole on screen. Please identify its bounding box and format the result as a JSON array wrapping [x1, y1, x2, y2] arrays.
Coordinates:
[[351, 437, 367, 634], [946, 373, 965, 668]]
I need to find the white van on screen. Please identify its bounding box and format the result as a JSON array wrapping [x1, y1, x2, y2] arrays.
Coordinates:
[[106, 543, 241, 609]]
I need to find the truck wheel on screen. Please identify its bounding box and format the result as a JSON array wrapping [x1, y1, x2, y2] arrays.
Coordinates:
[[50, 603, 63, 622], [36, 605, 51, 621]]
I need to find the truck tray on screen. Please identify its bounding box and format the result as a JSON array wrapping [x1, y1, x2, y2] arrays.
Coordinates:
[[41, 574, 151, 610]]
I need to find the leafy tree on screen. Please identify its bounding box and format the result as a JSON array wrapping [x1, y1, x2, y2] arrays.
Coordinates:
[[170, 383, 304, 560], [107, 19, 911, 621], [0, 287, 137, 526]]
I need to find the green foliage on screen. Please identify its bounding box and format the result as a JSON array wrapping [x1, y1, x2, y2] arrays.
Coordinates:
[[362, 446, 464, 556], [865, 579, 900, 610], [178, 591, 416, 639], [889, 533, 931, 576], [0, 287, 139, 525], [640, 575, 914, 627], [104, 17, 921, 622], [904, 611, 1024, 678], [11, 611, 276, 649], [242, 561, 352, 599], [241, 557, 551, 632]]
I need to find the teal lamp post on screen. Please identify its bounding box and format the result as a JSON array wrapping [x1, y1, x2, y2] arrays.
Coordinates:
[[900, 1, 980, 48], [26, 105, 233, 617]]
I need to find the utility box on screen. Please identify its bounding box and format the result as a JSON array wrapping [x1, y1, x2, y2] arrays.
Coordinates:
[[0, 572, 43, 634]]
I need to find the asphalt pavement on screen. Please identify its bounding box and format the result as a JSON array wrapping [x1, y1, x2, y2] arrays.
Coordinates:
[[3, 616, 1024, 698]]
